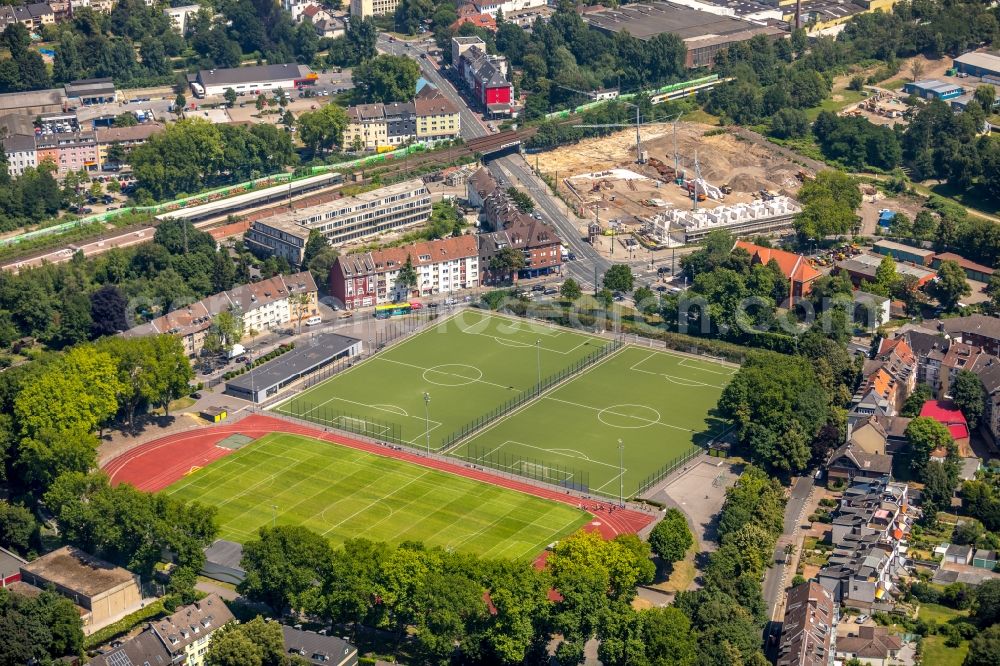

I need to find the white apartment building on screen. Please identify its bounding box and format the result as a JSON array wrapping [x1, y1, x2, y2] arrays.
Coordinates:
[[246, 179, 432, 265], [163, 4, 202, 33], [3, 134, 37, 177], [331, 234, 479, 308], [349, 0, 398, 17]]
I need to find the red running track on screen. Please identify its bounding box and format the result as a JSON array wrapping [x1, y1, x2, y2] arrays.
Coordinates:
[[102, 414, 654, 543]]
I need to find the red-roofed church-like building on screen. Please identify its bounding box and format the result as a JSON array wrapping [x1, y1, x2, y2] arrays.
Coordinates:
[[734, 241, 820, 305]]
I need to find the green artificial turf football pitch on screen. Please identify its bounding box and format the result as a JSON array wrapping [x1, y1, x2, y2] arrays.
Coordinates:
[[165, 432, 590, 559], [275, 309, 611, 449], [451, 344, 735, 498]]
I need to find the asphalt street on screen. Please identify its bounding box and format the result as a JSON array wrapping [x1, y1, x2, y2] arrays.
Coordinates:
[[377, 35, 612, 290], [763, 474, 815, 620]]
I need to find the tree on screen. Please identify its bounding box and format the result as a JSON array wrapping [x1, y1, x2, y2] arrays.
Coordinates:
[[648, 508, 693, 567], [901, 384, 934, 417], [90, 285, 130, 337], [14, 346, 122, 438], [224, 87, 238, 107], [973, 580, 1000, 627], [560, 278, 582, 301], [597, 288, 614, 309], [966, 624, 1000, 666], [17, 427, 99, 490], [352, 54, 420, 103], [953, 369, 986, 429], [974, 85, 996, 111], [488, 247, 525, 285], [239, 525, 333, 612], [930, 259, 971, 311], [205, 626, 264, 666], [633, 286, 657, 315], [206, 616, 287, 666], [874, 253, 899, 294], [0, 588, 84, 664], [505, 186, 534, 213], [112, 112, 138, 128], [905, 416, 953, 472], [302, 229, 329, 268], [394, 254, 418, 300], [769, 108, 809, 139], [296, 103, 349, 154], [175, 92, 186, 110], [0, 501, 37, 554], [603, 264, 634, 293], [639, 607, 698, 666], [988, 270, 1000, 315], [794, 170, 861, 239], [718, 353, 830, 473]]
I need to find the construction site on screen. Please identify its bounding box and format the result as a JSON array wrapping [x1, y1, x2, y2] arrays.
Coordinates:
[[534, 122, 814, 247]]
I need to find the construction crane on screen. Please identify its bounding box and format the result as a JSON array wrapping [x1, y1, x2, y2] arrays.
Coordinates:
[[552, 83, 681, 166]]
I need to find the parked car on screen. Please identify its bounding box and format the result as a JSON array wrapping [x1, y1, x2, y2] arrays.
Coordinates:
[[855, 615, 870, 624], [531, 284, 545, 292], [410, 301, 423, 309], [543, 287, 558, 295]]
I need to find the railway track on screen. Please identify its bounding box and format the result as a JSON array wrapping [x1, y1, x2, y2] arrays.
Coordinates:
[[1, 128, 540, 272]]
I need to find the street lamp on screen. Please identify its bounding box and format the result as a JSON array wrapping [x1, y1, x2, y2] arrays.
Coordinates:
[[535, 339, 541, 389], [423, 392, 431, 454], [618, 439, 624, 508]]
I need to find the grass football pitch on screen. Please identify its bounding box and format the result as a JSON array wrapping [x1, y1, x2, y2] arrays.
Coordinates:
[[165, 433, 590, 559], [451, 345, 735, 498], [275, 310, 610, 449]]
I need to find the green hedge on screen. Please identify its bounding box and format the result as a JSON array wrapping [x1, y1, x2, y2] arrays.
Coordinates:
[[84, 597, 171, 649], [223, 343, 295, 380]]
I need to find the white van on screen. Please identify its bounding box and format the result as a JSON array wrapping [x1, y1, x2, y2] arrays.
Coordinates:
[[305, 316, 322, 326]]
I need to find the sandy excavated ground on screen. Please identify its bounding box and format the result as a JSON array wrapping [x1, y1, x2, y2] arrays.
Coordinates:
[[535, 123, 811, 225]]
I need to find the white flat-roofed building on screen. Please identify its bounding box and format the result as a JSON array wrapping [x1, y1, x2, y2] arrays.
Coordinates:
[[164, 4, 202, 33], [247, 180, 432, 260], [194, 63, 317, 97]]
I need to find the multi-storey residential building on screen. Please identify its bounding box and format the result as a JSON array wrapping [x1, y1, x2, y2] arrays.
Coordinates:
[[96, 122, 164, 168], [3, 134, 37, 177], [349, 0, 398, 17], [777, 582, 835, 666], [344, 88, 459, 151], [452, 37, 512, 116], [818, 480, 911, 609], [149, 594, 235, 666], [35, 130, 99, 173], [413, 86, 460, 142], [344, 103, 389, 150], [124, 272, 318, 357], [465, 0, 547, 18], [0, 3, 54, 30], [164, 4, 202, 33], [246, 180, 432, 259], [92, 594, 236, 666], [330, 235, 479, 308]]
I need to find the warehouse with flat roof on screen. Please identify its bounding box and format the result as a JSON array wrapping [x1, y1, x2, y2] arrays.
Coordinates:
[[194, 63, 318, 96], [954, 51, 1000, 79], [581, 1, 787, 67], [903, 79, 964, 101]]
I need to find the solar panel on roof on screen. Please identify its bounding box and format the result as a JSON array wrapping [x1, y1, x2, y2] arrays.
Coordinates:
[[107, 651, 134, 666]]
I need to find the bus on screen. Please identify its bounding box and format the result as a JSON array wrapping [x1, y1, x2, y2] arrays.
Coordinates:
[[374, 303, 412, 319]]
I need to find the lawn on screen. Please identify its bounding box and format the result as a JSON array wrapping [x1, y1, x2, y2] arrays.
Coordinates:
[[922, 636, 968, 666], [276, 310, 610, 450], [166, 433, 590, 559], [805, 89, 867, 121], [451, 345, 733, 498], [918, 603, 969, 624]]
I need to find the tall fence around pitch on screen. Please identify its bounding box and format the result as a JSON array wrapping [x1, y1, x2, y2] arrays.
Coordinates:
[[280, 399, 405, 445], [633, 444, 702, 497], [457, 442, 590, 492], [439, 337, 622, 451]]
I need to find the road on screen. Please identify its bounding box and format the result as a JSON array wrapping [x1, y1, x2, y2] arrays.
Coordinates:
[[378, 35, 613, 290], [763, 474, 815, 621]]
